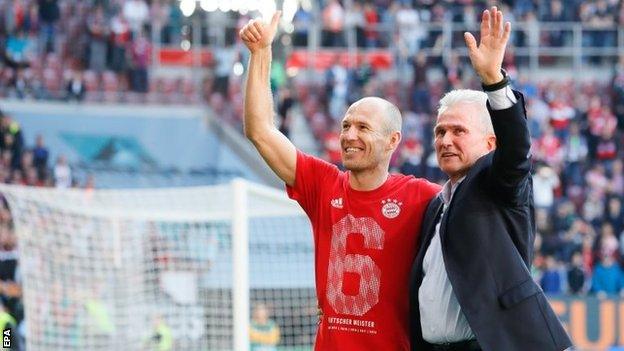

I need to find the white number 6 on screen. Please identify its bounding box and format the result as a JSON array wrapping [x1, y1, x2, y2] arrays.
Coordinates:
[[326, 215, 384, 316]]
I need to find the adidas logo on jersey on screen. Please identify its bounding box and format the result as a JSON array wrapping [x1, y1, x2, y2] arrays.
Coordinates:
[[331, 198, 343, 209], [381, 199, 402, 219]]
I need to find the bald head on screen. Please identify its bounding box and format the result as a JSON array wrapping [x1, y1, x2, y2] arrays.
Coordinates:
[[348, 97, 402, 134]]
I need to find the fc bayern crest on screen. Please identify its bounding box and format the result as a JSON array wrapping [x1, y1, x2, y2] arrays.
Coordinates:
[[381, 199, 402, 219]]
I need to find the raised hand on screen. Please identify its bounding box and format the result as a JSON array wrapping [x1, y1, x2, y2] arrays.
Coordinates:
[[239, 11, 281, 54], [464, 7, 511, 85]]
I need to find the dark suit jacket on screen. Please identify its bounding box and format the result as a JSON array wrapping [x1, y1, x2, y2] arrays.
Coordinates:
[[409, 92, 572, 351]]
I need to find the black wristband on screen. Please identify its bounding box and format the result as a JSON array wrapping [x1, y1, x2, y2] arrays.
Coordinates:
[[481, 69, 510, 92]]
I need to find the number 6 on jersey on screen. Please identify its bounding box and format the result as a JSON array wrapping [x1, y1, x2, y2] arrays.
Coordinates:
[[326, 215, 384, 316]]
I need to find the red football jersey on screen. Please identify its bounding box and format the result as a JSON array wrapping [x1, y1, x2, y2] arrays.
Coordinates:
[[286, 151, 440, 351]]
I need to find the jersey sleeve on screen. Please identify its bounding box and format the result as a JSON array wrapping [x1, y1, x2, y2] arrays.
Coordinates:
[[286, 150, 339, 216], [417, 178, 442, 204]]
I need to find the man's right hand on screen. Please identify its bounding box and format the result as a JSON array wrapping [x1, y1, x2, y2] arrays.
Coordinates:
[[239, 11, 281, 53]]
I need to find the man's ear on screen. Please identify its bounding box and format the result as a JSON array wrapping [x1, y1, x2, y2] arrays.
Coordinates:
[[388, 131, 402, 151], [487, 134, 497, 151]]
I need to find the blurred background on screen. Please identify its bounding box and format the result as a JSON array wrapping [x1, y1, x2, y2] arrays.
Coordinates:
[[0, 0, 622, 350]]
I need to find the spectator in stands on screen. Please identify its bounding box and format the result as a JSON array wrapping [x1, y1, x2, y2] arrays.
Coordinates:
[[591, 255, 624, 297], [542, 0, 567, 47], [362, 2, 380, 48], [595, 130, 619, 169], [129, 30, 151, 93], [395, 1, 424, 56], [533, 164, 560, 210], [23, 167, 41, 187], [613, 55, 624, 129], [442, 52, 464, 90], [5, 30, 33, 68], [610, 160, 624, 196], [32, 134, 48, 182], [540, 255, 563, 294], [86, 5, 109, 74], [325, 59, 348, 121], [594, 222, 620, 261], [605, 196, 624, 234], [292, 6, 313, 47], [277, 89, 294, 138], [322, 0, 345, 47], [18, 149, 33, 177], [213, 47, 236, 96], [38, 0, 59, 54], [534, 125, 563, 168], [553, 200, 577, 234], [344, 2, 365, 47], [585, 163, 610, 199], [250, 303, 280, 351], [562, 122, 588, 187], [410, 52, 431, 114], [53, 154, 71, 188], [398, 137, 424, 177], [587, 97, 617, 158], [8, 69, 31, 100], [109, 11, 131, 84], [548, 96, 575, 140], [584, 190, 606, 229], [0, 115, 24, 170], [65, 70, 85, 101], [585, 0, 616, 55], [558, 216, 585, 262], [567, 252, 586, 295]]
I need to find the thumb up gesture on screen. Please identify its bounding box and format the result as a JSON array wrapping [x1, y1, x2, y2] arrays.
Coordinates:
[[239, 11, 282, 54]]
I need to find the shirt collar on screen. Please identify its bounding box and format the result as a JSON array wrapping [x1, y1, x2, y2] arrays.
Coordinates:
[[439, 176, 466, 205]]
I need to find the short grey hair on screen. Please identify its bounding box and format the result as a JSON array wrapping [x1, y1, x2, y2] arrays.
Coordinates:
[[437, 89, 494, 135], [351, 97, 402, 134]]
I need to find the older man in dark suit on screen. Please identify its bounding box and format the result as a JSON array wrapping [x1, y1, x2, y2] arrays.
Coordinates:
[[409, 7, 572, 351]]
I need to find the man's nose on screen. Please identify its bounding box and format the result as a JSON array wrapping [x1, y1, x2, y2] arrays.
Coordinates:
[[439, 132, 453, 146], [343, 126, 357, 140]]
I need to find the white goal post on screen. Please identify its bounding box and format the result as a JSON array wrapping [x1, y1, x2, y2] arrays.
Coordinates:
[[0, 179, 316, 351]]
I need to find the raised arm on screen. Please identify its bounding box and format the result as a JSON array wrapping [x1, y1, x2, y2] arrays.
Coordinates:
[[240, 11, 296, 186], [465, 7, 531, 198]]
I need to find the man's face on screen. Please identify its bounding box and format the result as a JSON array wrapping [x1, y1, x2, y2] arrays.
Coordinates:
[[340, 101, 394, 172], [434, 102, 495, 182]]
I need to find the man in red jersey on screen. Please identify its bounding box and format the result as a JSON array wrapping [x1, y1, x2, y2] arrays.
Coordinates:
[[239, 12, 440, 350]]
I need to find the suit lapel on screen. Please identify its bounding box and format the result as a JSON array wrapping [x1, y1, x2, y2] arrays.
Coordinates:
[[414, 196, 444, 279]]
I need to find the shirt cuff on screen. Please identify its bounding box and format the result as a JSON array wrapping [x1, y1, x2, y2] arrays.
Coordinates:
[[486, 85, 517, 110]]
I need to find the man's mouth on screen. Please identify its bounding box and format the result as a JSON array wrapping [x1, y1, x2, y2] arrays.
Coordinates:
[[441, 152, 458, 158], [344, 147, 363, 154]]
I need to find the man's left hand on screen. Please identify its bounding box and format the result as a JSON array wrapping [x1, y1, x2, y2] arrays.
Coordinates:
[[464, 6, 511, 85]]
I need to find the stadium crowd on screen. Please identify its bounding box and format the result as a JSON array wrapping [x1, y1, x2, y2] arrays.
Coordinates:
[[0, 0, 622, 348], [0, 0, 622, 102]]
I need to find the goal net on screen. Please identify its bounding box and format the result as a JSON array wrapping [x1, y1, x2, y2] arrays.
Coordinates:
[[0, 180, 316, 351]]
